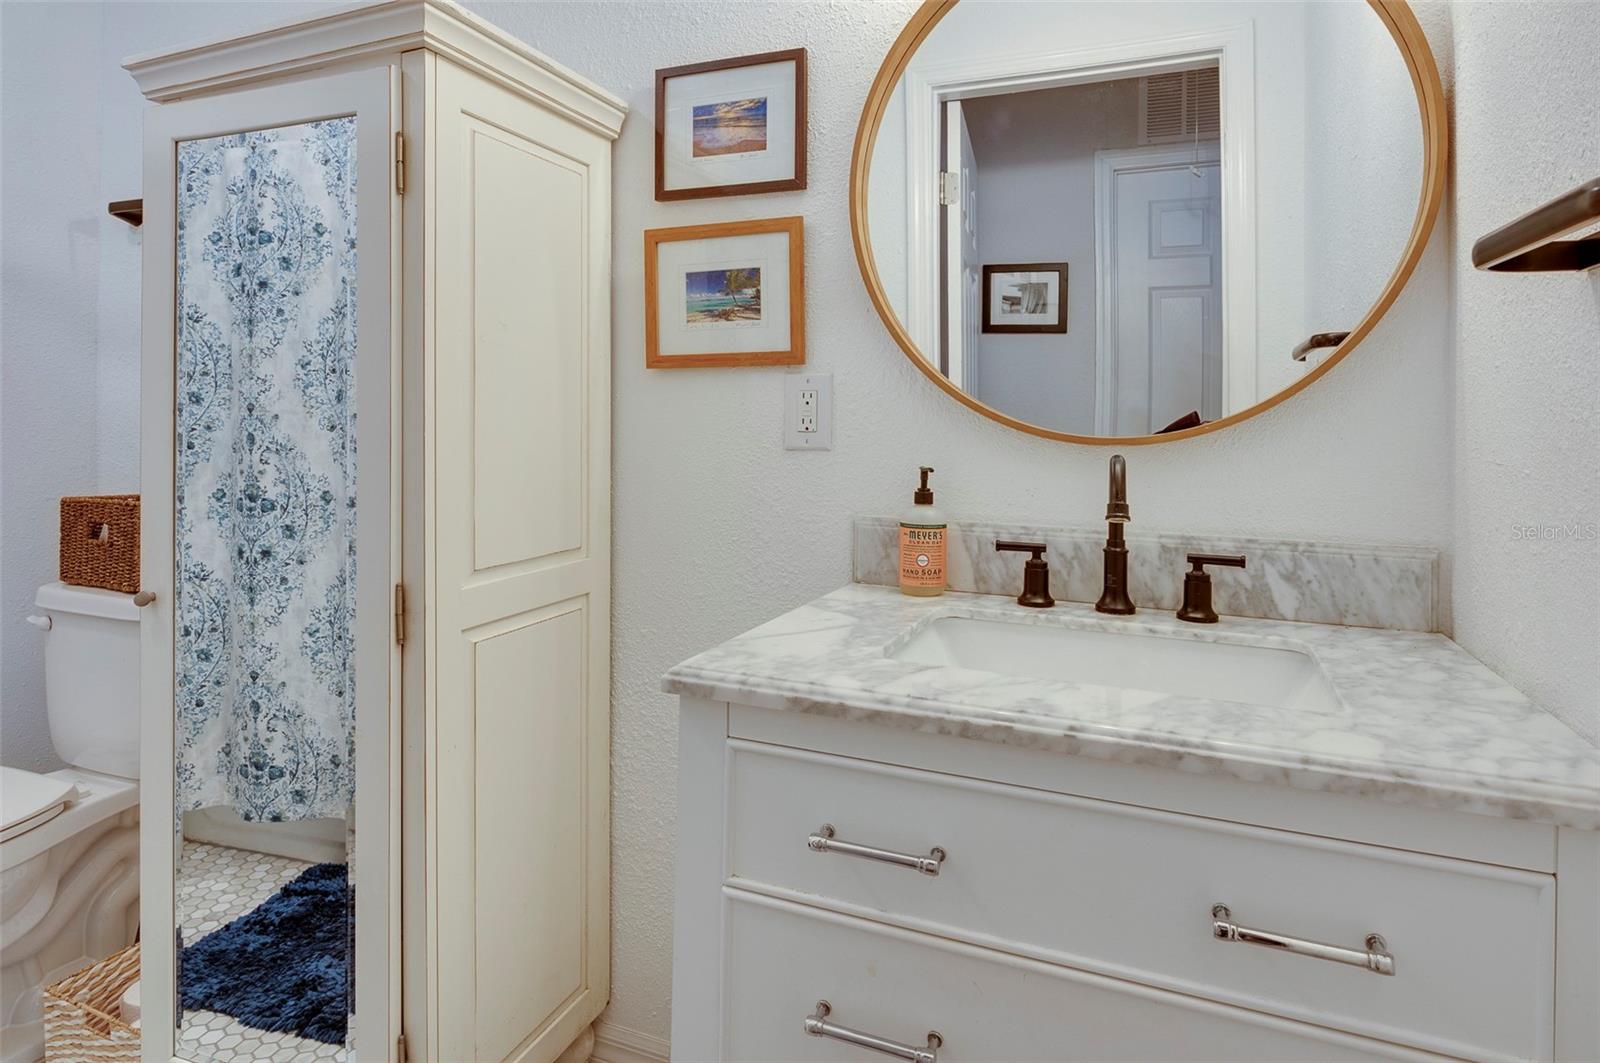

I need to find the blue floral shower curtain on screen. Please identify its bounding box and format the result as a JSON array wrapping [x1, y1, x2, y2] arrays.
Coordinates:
[[175, 118, 358, 822]]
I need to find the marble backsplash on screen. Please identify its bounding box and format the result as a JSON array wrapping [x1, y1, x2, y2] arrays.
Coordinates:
[[853, 516, 1439, 632]]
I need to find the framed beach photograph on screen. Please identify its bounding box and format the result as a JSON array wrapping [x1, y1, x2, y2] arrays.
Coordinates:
[[655, 49, 807, 201], [645, 216, 805, 368], [982, 263, 1069, 334]]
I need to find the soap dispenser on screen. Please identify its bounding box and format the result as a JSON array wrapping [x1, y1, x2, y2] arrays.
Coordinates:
[[899, 466, 948, 597]]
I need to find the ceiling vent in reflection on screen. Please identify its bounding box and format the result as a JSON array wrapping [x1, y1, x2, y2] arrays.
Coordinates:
[[1138, 67, 1220, 144]]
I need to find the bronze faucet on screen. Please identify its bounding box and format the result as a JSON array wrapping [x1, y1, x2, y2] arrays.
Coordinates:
[[1095, 455, 1136, 615]]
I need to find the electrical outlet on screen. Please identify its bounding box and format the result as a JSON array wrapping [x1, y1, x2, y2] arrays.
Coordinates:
[[784, 373, 832, 450], [797, 388, 818, 433]]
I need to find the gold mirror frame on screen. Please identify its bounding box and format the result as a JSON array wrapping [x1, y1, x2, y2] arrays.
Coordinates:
[[849, 0, 1448, 446]]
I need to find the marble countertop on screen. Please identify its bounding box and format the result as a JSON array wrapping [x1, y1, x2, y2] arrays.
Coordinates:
[[662, 584, 1600, 829]]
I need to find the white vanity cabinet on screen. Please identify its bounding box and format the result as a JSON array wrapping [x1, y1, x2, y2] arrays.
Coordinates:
[[672, 698, 1600, 1062], [134, 4, 621, 1060]]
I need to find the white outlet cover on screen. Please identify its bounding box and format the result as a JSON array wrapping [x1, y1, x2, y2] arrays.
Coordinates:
[[784, 372, 833, 450]]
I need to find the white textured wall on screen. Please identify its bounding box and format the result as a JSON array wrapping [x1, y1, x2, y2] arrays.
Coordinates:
[[1448, 0, 1600, 740], [2, 1, 110, 771], [12, 0, 1574, 1050], [1302, 0, 1421, 350], [1, 1, 326, 771]]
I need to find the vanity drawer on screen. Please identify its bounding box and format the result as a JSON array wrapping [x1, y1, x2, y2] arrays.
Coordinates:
[[724, 890, 1448, 1062], [726, 742, 1555, 1061]]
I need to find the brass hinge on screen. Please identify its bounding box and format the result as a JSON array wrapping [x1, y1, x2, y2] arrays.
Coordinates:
[[938, 170, 959, 206], [394, 131, 406, 195], [396, 1033, 408, 1063], [393, 583, 407, 646]]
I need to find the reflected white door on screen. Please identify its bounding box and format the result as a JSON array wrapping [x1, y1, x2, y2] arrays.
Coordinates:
[[943, 100, 979, 391], [1096, 149, 1222, 435]]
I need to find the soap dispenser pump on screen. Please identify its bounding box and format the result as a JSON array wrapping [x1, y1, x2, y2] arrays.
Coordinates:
[[899, 466, 948, 597]]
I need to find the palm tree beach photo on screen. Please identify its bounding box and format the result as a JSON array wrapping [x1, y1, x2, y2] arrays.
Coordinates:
[[685, 267, 763, 325]]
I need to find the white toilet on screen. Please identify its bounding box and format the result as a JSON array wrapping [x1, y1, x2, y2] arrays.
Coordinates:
[[1, 583, 141, 1063]]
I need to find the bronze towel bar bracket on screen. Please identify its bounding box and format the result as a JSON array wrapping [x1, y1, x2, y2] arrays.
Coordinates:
[[1472, 177, 1600, 272], [108, 199, 143, 227], [1291, 332, 1352, 362]]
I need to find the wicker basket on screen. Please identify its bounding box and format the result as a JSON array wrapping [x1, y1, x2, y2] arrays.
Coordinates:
[[59, 495, 140, 594], [42, 944, 141, 1062]]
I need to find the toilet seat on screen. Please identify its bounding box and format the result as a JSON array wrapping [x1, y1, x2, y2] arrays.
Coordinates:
[[0, 767, 138, 1063], [0, 768, 137, 873], [0, 766, 77, 844]]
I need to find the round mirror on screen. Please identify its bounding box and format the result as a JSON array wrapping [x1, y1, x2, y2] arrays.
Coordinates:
[[852, 0, 1445, 443]]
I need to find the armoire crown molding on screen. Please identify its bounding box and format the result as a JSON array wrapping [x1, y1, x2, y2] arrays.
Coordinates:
[[122, 0, 627, 139]]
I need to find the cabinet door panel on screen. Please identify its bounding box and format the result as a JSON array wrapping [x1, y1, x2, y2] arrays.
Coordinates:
[[425, 55, 611, 1063], [468, 128, 586, 572]]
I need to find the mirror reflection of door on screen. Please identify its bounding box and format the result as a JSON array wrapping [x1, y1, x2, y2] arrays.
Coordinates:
[[942, 100, 981, 393], [938, 64, 1224, 436], [1098, 145, 1223, 435]]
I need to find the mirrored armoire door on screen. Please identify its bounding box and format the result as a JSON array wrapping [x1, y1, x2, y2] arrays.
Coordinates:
[[139, 67, 400, 1063]]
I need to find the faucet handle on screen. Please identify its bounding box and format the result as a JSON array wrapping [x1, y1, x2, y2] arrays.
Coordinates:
[[1187, 553, 1246, 571], [1177, 553, 1246, 623], [994, 540, 1054, 609]]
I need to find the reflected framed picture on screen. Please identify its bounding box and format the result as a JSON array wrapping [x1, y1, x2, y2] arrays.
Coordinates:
[[982, 263, 1069, 333], [645, 216, 805, 368], [655, 49, 807, 201]]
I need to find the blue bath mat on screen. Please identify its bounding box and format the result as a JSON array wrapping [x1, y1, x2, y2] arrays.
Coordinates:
[[181, 861, 351, 1044]]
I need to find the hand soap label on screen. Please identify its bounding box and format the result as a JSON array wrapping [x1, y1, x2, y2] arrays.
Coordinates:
[[899, 524, 947, 590]]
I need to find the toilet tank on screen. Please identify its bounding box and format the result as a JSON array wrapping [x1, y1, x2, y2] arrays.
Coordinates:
[[34, 583, 140, 779]]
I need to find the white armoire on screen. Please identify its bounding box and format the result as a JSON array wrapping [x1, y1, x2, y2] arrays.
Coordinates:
[[132, 3, 621, 1061]]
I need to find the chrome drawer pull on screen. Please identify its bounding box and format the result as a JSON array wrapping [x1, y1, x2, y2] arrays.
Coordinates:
[[807, 824, 946, 876], [1212, 903, 1395, 976], [804, 1001, 942, 1063]]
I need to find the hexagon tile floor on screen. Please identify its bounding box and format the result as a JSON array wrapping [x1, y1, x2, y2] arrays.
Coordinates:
[[176, 841, 348, 1062]]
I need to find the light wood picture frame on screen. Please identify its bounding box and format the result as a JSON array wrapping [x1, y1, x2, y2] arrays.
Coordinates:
[[655, 49, 807, 201], [645, 216, 806, 368]]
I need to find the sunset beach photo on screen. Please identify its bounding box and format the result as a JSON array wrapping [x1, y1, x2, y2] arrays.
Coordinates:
[[692, 96, 768, 157]]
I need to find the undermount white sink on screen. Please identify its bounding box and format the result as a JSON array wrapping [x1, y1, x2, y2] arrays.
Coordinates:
[[891, 616, 1341, 712]]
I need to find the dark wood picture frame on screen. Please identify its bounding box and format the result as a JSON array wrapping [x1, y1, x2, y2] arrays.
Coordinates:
[[654, 48, 808, 202], [644, 216, 806, 368], [981, 262, 1069, 334]]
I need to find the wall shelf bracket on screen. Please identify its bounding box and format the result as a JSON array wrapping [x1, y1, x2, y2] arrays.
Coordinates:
[[108, 198, 143, 227]]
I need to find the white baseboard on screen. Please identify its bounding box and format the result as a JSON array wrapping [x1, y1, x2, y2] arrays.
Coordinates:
[[592, 1021, 670, 1063], [182, 806, 346, 864]]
